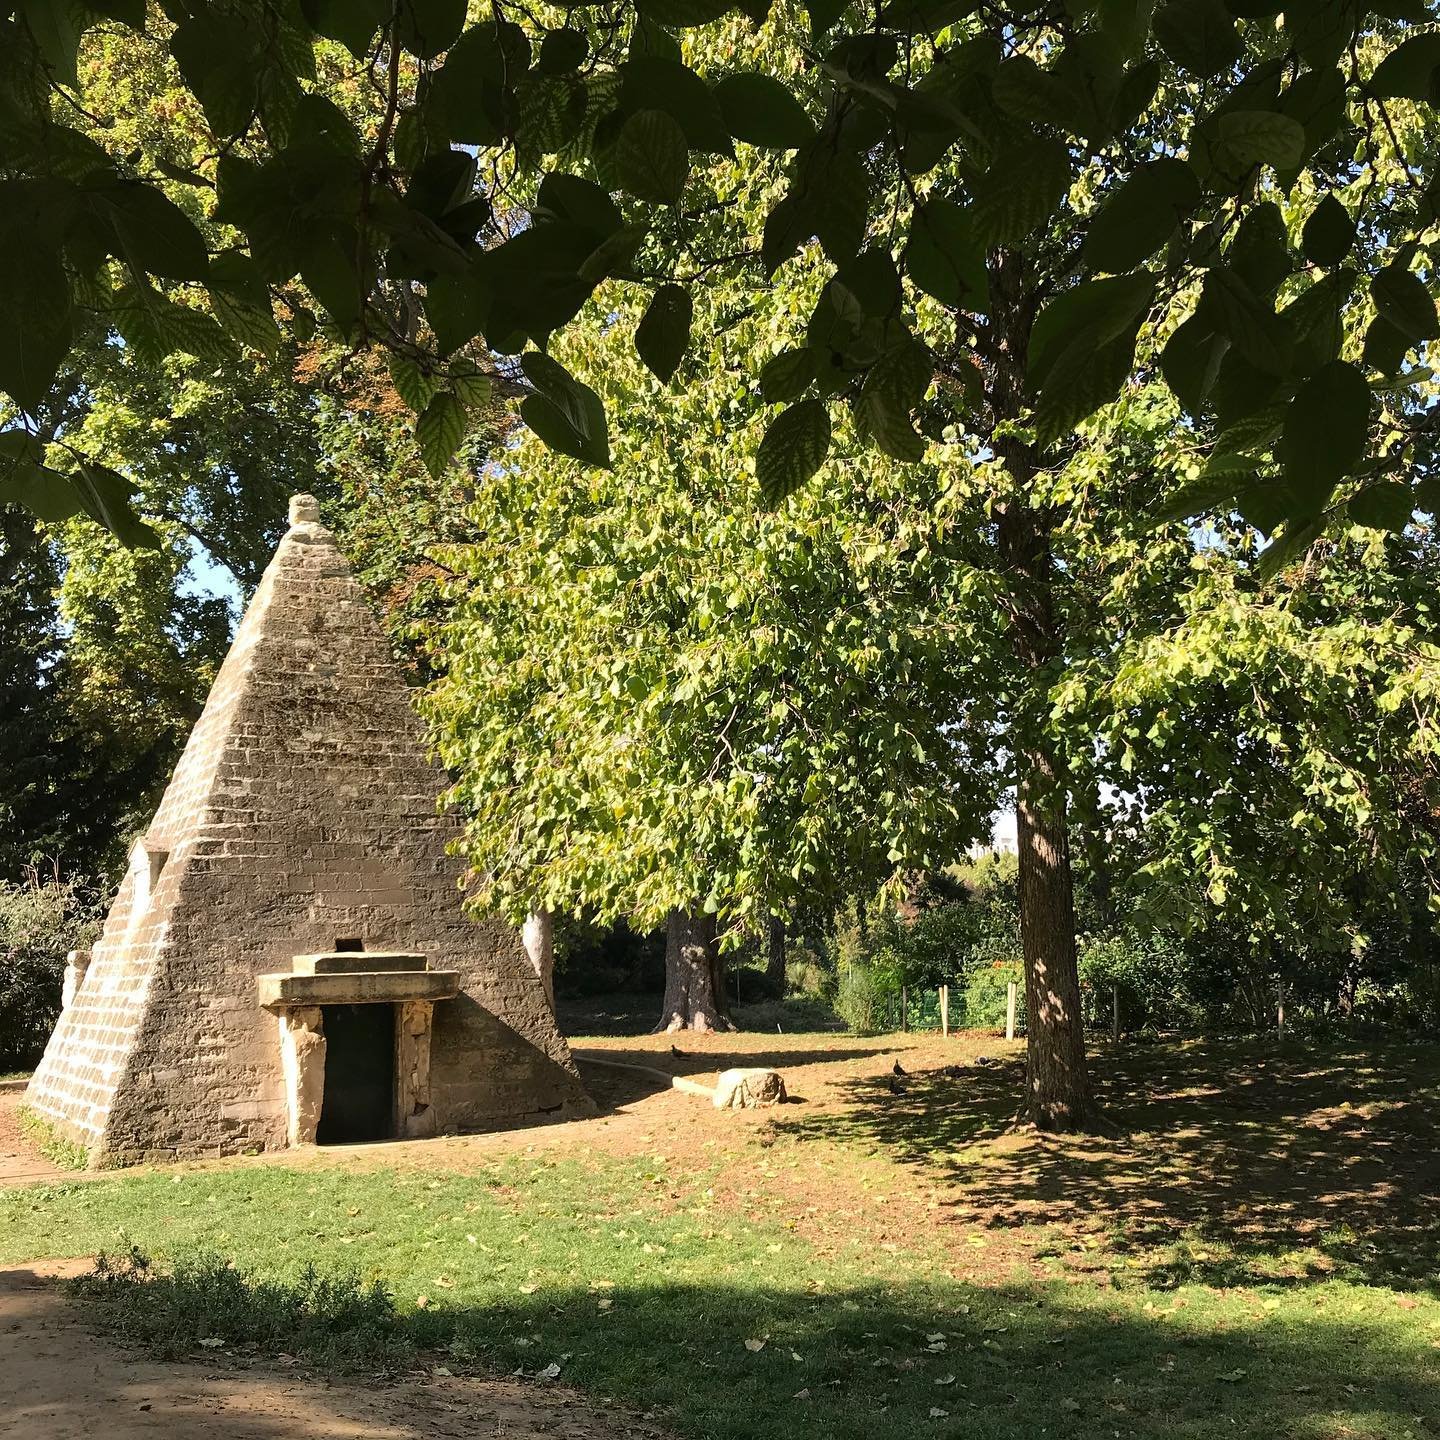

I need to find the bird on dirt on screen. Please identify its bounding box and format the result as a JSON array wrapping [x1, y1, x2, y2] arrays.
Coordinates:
[[670, 1044, 688, 1058], [942, 1064, 965, 1079], [892, 1060, 908, 1077], [886, 1076, 907, 1096]]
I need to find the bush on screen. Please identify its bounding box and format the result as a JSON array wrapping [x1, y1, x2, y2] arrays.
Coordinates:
[[1078, 930, 1205, 1035], [960, 942, 1025, 1032], [70, 1247, 419, 1373], [0, 874, 101, 1070]]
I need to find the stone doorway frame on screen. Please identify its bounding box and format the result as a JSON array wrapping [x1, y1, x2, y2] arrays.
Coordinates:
[[258, 953, 459, 1148]]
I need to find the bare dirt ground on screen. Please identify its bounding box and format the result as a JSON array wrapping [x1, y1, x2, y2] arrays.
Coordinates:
[[0, 1260, 669, 1440], [0, 1088, 66, 1187]]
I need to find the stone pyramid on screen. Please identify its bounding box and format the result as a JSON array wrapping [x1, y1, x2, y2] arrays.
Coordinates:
[[27, 494, 590, 1167]]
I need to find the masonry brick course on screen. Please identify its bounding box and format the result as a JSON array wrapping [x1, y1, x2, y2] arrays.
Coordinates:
[[27, 495, 591, 1167]]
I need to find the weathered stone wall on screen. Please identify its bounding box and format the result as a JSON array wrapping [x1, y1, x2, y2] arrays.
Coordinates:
[[27, 497, 590, 1166]]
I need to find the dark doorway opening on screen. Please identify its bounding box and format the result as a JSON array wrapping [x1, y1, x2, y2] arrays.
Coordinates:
[[316, 1004, 395, 1144], [334, 937, 365, 952]]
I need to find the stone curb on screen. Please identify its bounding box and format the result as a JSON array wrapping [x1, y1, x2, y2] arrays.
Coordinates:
[[0, 1079, 31, 1093]]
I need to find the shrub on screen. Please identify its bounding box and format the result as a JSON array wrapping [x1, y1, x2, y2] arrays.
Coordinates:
[[0, 873, 101, 1070], [960, 941, 1025, 1032], [70, 1247, 420, 1374]]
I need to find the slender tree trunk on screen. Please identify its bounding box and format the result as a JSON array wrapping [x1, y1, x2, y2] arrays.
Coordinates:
[[765, 914, 786, 994], [990, 250, 1094, 1133], [654, 908, 734, 1032], [522, 909, 555, 1014]]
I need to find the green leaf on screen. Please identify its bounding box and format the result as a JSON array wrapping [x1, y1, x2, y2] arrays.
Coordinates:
[[0, 241, 73, 413], [1198, 268, 1292, 376], [1282, 270, 1348, 376], [397, 0, 468, 59], [1370, 264, 1438, 344], [969, 135, 1070, 247], [1217, 111, 1306, 171], [635, 283, 693, 383], [17, 0, 87, 86], [1363, 315, 1411, 375], [1083, 157, 1200, 273], [637, 0, 735, 23], [1161, 314, 1229, 414], [623, 58, 732, 154], [759, 347, 818, 403], [388, 354, 443, 412], [612, 109, 690, 204], [0, 454, 83, 524], [89, 180, 210, 282], [715, 73, 816, 148], [1228, 202, 1290, 297], [1301, 194, 1355, 268], [427, 27, 506, 145], [1153, 474, 1246, 524], [1280, 359, 1370, 498], [539, 27, 588, 73], [1348, 481, 1413, 530], [299, 232, 365, 333], [1033, 320, 1142, 445], [300, 0, 389, 56], [1030, 273, 1154, 388], [856, 341, 933, 460], [521, 350, 611, 467], [416, 391, 468, 478], [111, 284, 233, 366], [904, 197, 987, 309], [169, 13, 263, 139], [1368, 32, 1440, 100], [757, 399, 831, 506], [70, 460, 159, 548], [1154, 0, 1242, 77]]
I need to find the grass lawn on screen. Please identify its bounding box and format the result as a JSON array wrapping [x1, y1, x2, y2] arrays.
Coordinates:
[[3, 1033, 1437, 1440]]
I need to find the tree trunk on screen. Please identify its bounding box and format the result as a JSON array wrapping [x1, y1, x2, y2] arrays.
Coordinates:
[[986, 248, 1094, 1130], [654, 908, 734, 1032], [1014, 740, 1092, 1129], [522, 909, 555, 1015], [765, 914, 786, 994]]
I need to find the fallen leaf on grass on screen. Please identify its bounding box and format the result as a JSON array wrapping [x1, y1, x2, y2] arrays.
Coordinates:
[[929, 1407, 950, 1418], [519, 1283, 538, 1294], [1217, 1370, 1247, 1383], [934, 1375, 957, 1387], [197, 1338, 225, 1349], [537, 1362, 562, 1381], [744, 1338, 767, 1352], [793, 1388, 811, 1400]]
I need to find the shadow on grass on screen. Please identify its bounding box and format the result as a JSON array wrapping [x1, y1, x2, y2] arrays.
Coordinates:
[[772, 1038, 1440, 1294], [65, 1246, 1440, 1440]]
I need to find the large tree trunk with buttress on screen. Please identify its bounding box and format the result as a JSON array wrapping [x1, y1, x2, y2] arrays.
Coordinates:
[[654, 908, 734, 1032]]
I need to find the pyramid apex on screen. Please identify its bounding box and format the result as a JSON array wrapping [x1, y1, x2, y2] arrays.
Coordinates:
[[288, 493, 321, 526]]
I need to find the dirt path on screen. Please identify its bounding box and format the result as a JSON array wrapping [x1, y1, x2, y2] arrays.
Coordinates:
[[0, 1262, 668, 1440], [0, 1089, 67, 1188]]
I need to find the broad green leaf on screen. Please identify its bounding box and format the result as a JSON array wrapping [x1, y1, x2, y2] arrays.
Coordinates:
[[1253, 514, 1325, 578], [521, 350, 611, 467], [1228, 202, 1290, 297], [622, 58, 732, 153], [1083, 157, 1200, 273], [1368, 32, 1440, 99], [1154, 0, 1242, 77], [612, 109, 690, 204], [1363, 315, 1411, 375], [759, 347, 818, 403], [856, 385, 925, 461], [1198, 268, 1292, 375], [1348, 481, 1414, 530], [539, 27, 588, 73], [1301, 194, 1355, 268], [757, 399, 831, 506], [1217, 111, 1306, 171], [1033, 320, 1142, 444], [0, 454, 83, 524], [0, 241, 73, 413], [636, 284, 693, 383], [715, 73, 816, 148], [169, 13, 263, 138], [1153, 474, 1246, 524], [1280, 359, 1370, 498], [397, 0, 468, 59], [1371, 264, 1438, 344], [416, 391, 468, 478], [904, 197, 987, 309], [89, 180, 210, 281], [637, 0, 735, 23], [70, 460, 159, 548], [970, 135, 1071, 246], [1030, 273, 1154, 388], [1161, 315, 1229, 414], [388, 354, 443, 412], [300, 0, 388, 56]]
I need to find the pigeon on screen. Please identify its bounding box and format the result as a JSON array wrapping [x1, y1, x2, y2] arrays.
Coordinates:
[[670, 1044, 688, 1058], [892, 1060, 908, 1077], [886, 1076, 907, 1096], [942, 1064, 965, 1078]]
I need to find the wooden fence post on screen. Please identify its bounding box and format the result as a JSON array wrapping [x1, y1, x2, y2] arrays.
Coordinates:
[[1112, 985, 1121, 1046], [900, 985, 909, 1033], [940, 984, 950, 1038], [1277, 980, 1286, 1040], [1005, 981, 1017, 1041]]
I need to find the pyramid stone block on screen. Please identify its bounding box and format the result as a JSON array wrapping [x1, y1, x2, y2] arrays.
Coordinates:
[[27, 494, 590, 1166]]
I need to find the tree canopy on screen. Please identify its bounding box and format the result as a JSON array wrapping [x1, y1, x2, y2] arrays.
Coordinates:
[[2, 0, 1439, 550]]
